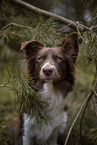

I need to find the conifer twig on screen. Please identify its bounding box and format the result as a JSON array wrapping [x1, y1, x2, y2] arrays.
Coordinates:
[[64, 71, 97, 145], [93, 95, 97, 116], [0, 22, 33, 32], [92, 63, 97, 115], [79, 73, 97, 144], [93, 91, 97, 97], [64, 91, 93, 145], [0, 79, 15, 90], [79, 92, 93, 145], [9, 0, 84, 32]]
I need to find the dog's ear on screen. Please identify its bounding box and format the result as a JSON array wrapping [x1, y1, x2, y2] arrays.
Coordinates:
[[20, 40, 43, 59], [60, 32, 79, 63]]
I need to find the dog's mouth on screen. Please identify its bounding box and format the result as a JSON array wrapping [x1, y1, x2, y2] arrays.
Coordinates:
[[40, 76, 54, 83], [45, 78, 53, 83], [39, 66, 61, 83], [40, 75, 61, 83]]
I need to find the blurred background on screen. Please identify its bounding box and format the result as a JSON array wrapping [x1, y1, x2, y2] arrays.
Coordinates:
[[0, 0, 97, 145]]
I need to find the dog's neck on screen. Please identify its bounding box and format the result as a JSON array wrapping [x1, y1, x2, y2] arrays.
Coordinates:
[[33, 78, 73, 97], [42, 82, 65, 98], [38, 82, 68, 118]]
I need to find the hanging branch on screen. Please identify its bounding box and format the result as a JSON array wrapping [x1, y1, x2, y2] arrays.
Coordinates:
[[64, 92, 93, 145], [79, 73, 97, 145], [93, 91, 97, 116], [79, 92, 93, 145], [93, 63, 97, 115], [64, 74, 97, 145], [9, 0, 84, 32]]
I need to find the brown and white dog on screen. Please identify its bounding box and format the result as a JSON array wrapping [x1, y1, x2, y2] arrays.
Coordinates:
[[13, 32, 79, 145]]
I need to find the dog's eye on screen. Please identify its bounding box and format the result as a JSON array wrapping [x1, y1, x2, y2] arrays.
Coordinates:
[[37, 57, 43, 61], [38, 57, 42, 60], [57, 56, 63, 62]]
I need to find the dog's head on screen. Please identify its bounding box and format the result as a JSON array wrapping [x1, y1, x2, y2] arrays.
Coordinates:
[[21, 32, 79, 88]]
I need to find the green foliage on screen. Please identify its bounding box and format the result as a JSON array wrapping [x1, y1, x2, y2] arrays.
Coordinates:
[[0, 0, 63, 53], [0, 0, 97, 145], [3, 63, 50, 124], [78, 31, 97, 71], [0, 122, 12, 145]]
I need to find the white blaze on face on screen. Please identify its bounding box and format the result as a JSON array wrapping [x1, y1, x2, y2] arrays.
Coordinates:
[[41, 61, 56, 70], [39, 60, 60, 82], [39, 61, 55, 81]]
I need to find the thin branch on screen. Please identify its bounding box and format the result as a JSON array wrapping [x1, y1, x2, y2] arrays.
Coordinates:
[[79, 92, 93, 145], [92, 63, 97, 115], [76, 21, 93, 32], [0, 22, 33, 32], [0, 79, 15, 90], [92, 95, 97, 116], [9, 0, 84, 32], [79, 73, 97, 144], [64, 91, 93, 145], [93, 91, 97, 97], [0, 80, 11, 87], [64, 71, 97, 145], [0, 85, 14, 90]]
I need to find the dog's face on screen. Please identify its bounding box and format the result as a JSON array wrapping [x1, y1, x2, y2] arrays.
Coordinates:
[[36, 47, 66, 83], [21, 32, 79, 85]]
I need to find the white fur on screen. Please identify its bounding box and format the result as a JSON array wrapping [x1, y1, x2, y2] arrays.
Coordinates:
[[23, 83, 68, 145], [41, 61, 56, 69]]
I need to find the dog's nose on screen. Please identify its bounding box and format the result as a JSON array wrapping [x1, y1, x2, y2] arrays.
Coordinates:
[[43, 67, 53, 76]]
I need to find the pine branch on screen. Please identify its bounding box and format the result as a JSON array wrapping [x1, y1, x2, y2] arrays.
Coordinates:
[[0, 79, 15, 90], [0, 64, 49, 124], [0, 22, 33, 32], [79, 92, 93, 145], [79, 73, 97, 144], [64, 91, 93, 145], [9, 0, 84, 32], [64, 74, 97, 145], [93, 94, 97, 116], [92, 63, 97, 116]]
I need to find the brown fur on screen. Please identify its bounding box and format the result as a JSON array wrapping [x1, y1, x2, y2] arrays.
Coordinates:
[[21, 32, 79, 94], [11, 116, 23, 145], [12, 32, 79, 145]]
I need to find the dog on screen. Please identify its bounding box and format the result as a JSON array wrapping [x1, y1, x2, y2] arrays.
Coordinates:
[[12, 32, 79, 145]]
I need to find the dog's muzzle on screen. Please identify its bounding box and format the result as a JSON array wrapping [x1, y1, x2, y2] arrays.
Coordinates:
[[43, 67, 53, 76], [39, 61, 59, 82]]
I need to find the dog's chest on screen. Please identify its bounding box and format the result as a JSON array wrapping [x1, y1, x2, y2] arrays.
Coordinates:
[[23, 83, 68, 143], [41, 83, 68, 118]]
